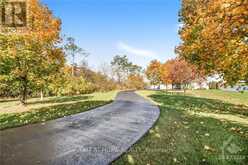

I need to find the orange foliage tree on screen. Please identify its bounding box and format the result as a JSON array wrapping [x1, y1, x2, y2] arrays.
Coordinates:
[[0, 0, 63, 104], [160, 58, 197, 91], [160, 59, 173, 90], [177, 0, 248, 85], [145, 60, 162, 87], [126, 74, 146, 90]]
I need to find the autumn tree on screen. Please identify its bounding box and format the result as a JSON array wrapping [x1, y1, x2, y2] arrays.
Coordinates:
[[76, 65, 117, 92], [126, 74, 146, 90], [0, 0, 63, 104], [160, 60, 173, 90], [177, 0, 248, 85], [146, 60, 162, 87], [160, 58, 196, 91], [170, 58, 195, 91]]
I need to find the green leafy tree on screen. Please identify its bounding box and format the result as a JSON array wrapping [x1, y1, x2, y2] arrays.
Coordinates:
[[64, 37, 88, 76], [111, 55, 130, 84], [0, 0, 63, 104], [111, 55, 142, 85]]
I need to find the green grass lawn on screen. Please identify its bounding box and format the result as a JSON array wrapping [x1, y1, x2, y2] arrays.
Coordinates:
[[0, 91, 118, 130], [187, 90, 248, 106], [113, 90, 248, 165]]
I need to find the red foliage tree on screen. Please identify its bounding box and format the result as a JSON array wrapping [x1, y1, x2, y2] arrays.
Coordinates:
[[160, 58, 200, 91]]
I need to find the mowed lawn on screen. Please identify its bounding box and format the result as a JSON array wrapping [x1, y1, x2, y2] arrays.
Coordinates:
[[187, 90, 248, 106], [0, 91, 118, 130], [114, 90, 248, 165]]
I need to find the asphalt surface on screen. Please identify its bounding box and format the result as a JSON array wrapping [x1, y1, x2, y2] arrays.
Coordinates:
[[0, 91, 160, 165]]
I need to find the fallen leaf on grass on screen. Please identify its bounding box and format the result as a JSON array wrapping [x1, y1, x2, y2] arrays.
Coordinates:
[[204, 145, 215, 152], [230, 127, 243, 134], [127, 155, 135, 165], [204, 145, 210, 150], [149, 129, 155, 134], [155, 133, 161, 138], [183, 121, 188, 125], [205, 133, 210, 137]]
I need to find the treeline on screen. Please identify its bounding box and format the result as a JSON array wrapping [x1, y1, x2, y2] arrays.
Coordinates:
[[0, 0, 145, 104], [146, 58, 205, 90], [0, 65, 116, 97]]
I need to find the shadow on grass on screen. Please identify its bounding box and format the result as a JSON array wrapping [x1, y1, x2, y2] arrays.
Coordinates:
[[113, 92, 248, 165], [149, 92, 248, 117], [27, 95, 93, 105], [0, 98, 19, 103], [0, 100, 111, 130]]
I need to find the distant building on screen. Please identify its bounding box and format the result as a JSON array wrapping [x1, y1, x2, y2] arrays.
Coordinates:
[[149, 84, 172, 90], [148, 74, 247, 92], [191, 80, 209, 90], [148, 80, 209, 90]]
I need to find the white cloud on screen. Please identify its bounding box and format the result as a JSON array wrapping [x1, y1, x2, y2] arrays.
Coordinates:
[[117, 41, 157, 58]]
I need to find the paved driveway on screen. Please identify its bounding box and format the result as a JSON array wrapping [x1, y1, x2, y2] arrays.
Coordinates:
[[0, 91, 160, 165]]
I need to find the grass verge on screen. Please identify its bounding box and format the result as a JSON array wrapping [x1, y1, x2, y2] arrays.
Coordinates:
[[113, 90, 248, 165], [0, 91, 118, 130]]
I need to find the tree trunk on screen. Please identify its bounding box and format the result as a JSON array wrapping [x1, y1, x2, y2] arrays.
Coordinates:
[[71, 65, 75, 76], [117, 72, 122, 85], [20, 79, 28, 105], [72, 54, 75, 76], [183, 84, 186, 95], [40, 89, 44, 101]]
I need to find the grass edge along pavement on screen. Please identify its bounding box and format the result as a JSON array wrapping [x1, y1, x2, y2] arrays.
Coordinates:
[[113, 90, 248, 165], [0, 91, 119, 130]]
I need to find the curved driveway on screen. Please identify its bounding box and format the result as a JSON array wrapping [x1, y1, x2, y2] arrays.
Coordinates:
[[0, 91, 160, 165]]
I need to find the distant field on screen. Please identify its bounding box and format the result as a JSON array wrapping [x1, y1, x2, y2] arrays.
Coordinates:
[[0, 91, 118, 130], [114, 90, 248, 165]]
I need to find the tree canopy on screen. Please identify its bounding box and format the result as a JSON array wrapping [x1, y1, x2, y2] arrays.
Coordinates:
[[0, 0, 63, 104], [146, 60, 162, 86], [111, 55, 142, 85], [177, 0, 248, 85], [160, 58, 196, 89]]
